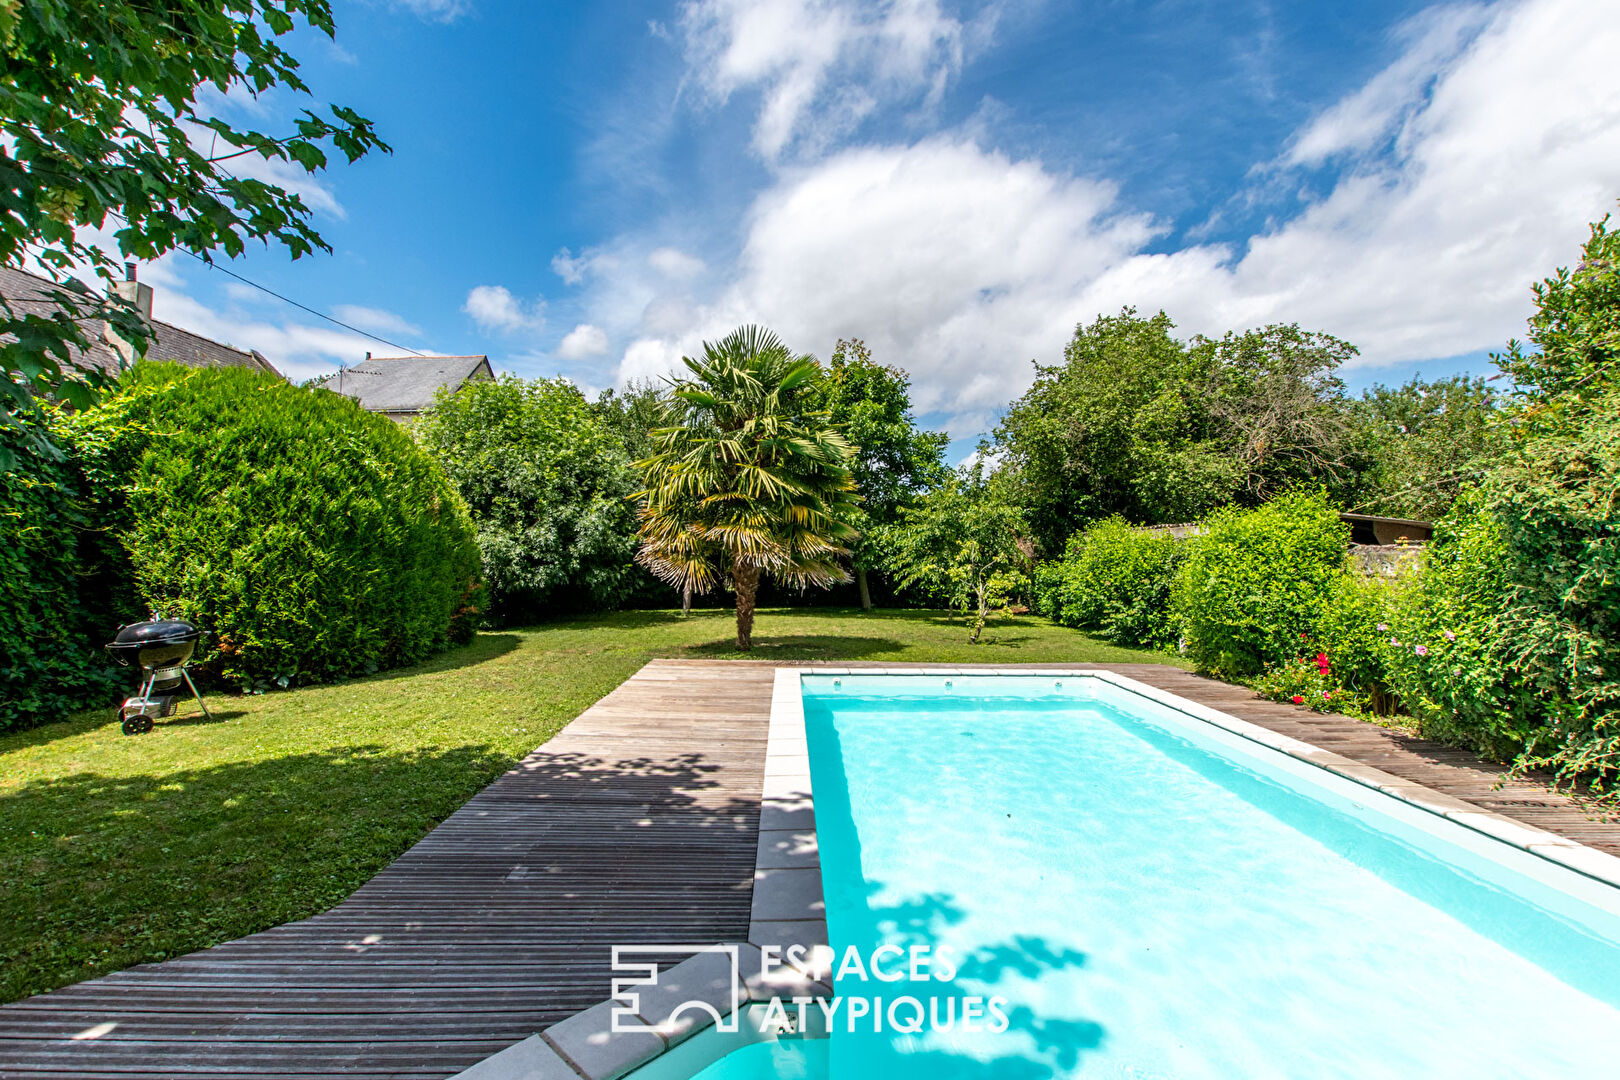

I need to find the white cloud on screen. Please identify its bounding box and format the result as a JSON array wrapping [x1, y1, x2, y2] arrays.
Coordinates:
[[1283, 3, 1491, 167], [679, 0, 997, 160], [590, 0, 1620, 431], [552, 247, 615, 285], [463, 284, 545, 333], [331, 304, 423, 338], [608, 137, 1155, 423], [387, 0, 471, 22], [648, 247, 707, 279], [1088, 0, 1620, 368], [557, 323, 610, 359]]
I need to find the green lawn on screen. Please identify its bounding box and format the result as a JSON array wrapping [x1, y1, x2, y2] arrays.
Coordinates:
[[0, 607, 1185, 1004]]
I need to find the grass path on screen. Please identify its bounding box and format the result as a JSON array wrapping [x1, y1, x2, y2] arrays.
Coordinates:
[[0, 608, 1184, 1004]]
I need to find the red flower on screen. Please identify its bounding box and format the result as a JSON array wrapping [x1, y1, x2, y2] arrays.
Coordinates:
[[1315, 652, 1330, 675], [1291, 694, 1305, 705]]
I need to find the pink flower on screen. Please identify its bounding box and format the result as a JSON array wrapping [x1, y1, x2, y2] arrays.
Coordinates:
[[1376, 623, 1388, 632], [1414, 644, 1429, 656], [1443, 630, 1456, 642], [1389, 637, 1400, 646], [1291, 695, 1305, 705], [1321, 690, 1332, 699]]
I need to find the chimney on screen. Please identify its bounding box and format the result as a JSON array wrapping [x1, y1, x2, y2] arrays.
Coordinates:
[[103, 262, 154, 367]]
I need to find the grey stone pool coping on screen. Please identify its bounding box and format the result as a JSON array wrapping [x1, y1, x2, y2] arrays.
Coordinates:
[[453, 664, 1620, 1079]]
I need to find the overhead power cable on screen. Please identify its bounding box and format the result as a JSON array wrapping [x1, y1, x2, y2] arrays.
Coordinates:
[[181, 250, 424, 356]]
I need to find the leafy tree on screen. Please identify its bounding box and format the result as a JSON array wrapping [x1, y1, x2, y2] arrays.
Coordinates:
[[887, 465, 1029, 643], [417, 375, 639, 624], [1196, 323, 1364, 504], [1, 0, 386, 451], [1349, 375, 1502, 520], [995, 309, 1229, 551], [595, 378, 670, 465], [996, 310, 1365, 552], [633, 326, 859, 650], [809, 338, 949, 608]]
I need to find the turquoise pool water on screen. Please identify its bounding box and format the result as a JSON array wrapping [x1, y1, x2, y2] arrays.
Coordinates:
[[686, 1041, 829, 1079], [799, 674, 1620, 1079]]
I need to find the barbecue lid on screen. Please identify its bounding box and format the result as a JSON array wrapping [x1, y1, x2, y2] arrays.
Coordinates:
[[109, 619, 201, 648]]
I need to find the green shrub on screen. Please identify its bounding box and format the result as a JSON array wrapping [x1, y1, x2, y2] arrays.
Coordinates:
[[0, 420, 125, 731], [1035, 517, 1181, 648], [59, 363, 482, 689], [1382, 492, 1537, 759], [416, 375, 638, 624], [1313, 571, 1402, 709], [1485, 214, 1620, 791], [1172, 490, 1349, 678], [1491, 390, 1620, 786]]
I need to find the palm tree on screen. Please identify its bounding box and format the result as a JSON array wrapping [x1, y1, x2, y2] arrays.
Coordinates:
[[633, 325, 860, 650]]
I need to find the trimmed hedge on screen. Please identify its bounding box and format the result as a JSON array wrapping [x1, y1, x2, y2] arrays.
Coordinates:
[[60, 364, 482, 689], [0, 420, 125, 731], [1172, 490, 1349, 679], [1034, 517, 1181, 648]]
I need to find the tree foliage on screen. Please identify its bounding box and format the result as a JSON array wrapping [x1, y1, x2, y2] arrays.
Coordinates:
[[1350, 375, 1502, 520], [995, 309, 1361, 551], [887, 466, 1029, 643], [417, 375, 639, 624], [1, 0, 385, 444], [808, 338, 949, 604], [1484, 212, 1620, 791], [633, 326, 859, 649]]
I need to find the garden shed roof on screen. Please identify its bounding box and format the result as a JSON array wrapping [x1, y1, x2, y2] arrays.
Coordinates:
[[313, 354, 494, 416]]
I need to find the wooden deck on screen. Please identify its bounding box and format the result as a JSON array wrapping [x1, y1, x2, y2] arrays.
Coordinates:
[[1093, 663, 1619, 855], [0, 661, 775, 1080], [3, 658, 1615, 1079]]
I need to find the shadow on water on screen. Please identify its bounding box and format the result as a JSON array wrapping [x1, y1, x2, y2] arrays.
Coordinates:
[[806, 701, 1107, 1079]]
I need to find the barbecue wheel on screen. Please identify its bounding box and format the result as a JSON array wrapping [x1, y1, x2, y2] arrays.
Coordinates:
[[120, 715, 154, 736]]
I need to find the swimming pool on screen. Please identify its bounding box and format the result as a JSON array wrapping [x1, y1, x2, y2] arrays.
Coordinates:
[[788, 672, 1620, 1079]]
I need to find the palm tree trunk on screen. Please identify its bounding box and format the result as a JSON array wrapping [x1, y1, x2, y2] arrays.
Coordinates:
[[733, 558, 761, 650], [681, 582, 692, 616], [857, 567, 873, 611]]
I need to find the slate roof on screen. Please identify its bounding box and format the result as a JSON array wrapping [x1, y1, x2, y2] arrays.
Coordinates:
[[313, 355, 494, 414], [1, 264, 279, 377], [1, 264, 125, 374]]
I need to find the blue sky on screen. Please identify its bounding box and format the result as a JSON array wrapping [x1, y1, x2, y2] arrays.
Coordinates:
[[130, 0, 1620, 460]]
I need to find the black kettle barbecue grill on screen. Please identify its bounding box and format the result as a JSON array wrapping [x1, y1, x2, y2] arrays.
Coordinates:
[[105, 619, 212, 735]]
